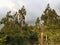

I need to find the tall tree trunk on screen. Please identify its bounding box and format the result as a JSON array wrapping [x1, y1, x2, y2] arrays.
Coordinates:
[[40, 32, 44, 45]]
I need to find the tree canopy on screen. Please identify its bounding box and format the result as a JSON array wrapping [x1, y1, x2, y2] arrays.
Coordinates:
[[0, 4, 60, 45]]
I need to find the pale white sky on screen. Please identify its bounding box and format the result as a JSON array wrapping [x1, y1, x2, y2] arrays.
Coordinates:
[[0, 0, 60, 24]]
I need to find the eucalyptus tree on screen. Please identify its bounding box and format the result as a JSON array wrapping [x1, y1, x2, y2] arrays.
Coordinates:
[[0, 11, 12, 25], [35, 17, 40, 28], [17, 6, 26, 27], [41, 4, 58, 26]]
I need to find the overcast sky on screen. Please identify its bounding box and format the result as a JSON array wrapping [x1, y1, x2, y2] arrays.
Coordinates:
[[0, 0, 60, 25]]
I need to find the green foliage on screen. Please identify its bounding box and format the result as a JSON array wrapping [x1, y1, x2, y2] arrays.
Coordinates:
[[0, 4, 60, 45], [0, 6, 38, 45], [41, 4, 58, 26], [35, 17, 40, 26]]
